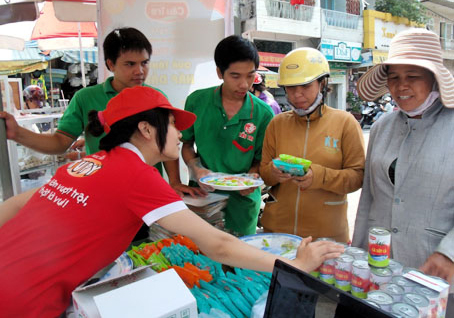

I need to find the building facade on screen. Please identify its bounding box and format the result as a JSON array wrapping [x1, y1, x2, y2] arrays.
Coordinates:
[[235, 0, 454, 109]]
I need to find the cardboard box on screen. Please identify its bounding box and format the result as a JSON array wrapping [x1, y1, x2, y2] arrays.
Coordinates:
[[72, 266, 156, 318], [404, 270, 450, 318], [94, 269, 197, 318]]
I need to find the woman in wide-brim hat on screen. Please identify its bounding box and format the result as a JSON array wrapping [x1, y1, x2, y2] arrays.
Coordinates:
[[0, 86, 343, 318], [352, 28, 454, 306]]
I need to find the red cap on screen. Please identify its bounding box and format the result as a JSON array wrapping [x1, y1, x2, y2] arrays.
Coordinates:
[[100, 86, 196, 133], [253, 72, 263, 84]]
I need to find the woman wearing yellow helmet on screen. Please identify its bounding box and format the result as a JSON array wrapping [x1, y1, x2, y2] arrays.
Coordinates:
[[259, 48, 365, 242]]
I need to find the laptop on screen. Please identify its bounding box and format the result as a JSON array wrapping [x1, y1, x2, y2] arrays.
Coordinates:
[[263, 259, 394, 318]]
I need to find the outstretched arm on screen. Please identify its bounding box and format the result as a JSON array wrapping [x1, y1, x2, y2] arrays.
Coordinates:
[[157, 209, 344, 273], [0, 111, 75, 154]]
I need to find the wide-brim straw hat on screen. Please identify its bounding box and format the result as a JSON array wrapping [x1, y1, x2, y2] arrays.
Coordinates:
[[357, 28, 454, 108]]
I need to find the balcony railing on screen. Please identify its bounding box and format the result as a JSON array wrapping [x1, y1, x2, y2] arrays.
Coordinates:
[[441, 37, 454, 51], [265, 0, 314, 22], [322, 8, 359, 29]]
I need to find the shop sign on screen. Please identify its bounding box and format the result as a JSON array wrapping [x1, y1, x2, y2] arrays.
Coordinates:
[[373, 50, 388, 64], [320, 39, 362, 63], [264, 73, 279, 88], [374, 20, 410, 50], [328, 69, 346, 84], [358, 51, 373, 67], [329, 62, 348, 70], [258, 52, 285, 67]]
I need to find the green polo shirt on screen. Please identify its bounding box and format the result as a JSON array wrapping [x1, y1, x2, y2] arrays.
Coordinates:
[[57, 77, 164, 174], [182, 85, 274, 235]]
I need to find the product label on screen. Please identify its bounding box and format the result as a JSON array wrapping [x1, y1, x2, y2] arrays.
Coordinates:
[[351, 275, 370, 291]]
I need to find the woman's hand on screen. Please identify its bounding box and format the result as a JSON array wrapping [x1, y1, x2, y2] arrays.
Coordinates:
[[292, 168, 313, 191], [270, 159, 293, 184], [293, 237, 344, 272]]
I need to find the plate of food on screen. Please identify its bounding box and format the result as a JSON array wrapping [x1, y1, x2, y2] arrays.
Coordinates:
[[240, 233, 303, 259], [199, 173, 264, 191]]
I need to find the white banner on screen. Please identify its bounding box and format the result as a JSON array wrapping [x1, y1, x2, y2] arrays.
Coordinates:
[[98, 0, 233, 109]]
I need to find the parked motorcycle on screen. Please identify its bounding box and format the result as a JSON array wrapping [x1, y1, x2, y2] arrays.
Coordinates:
[[359, 101, 381, 128]]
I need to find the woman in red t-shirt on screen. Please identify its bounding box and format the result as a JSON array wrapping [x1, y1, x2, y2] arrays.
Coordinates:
[[0, 86, 343, 318]]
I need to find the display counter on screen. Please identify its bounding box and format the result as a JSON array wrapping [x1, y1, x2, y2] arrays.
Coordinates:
[[70, 235, 449, 318], [7, 113, 65, 195]]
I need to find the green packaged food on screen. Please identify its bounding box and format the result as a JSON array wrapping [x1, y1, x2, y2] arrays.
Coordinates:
[[273, 154, 312, 176]]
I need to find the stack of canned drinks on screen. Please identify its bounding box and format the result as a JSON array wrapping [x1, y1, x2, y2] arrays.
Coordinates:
[[310, 228, 449, 318]]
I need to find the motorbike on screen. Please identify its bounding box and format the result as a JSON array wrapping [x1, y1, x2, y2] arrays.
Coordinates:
[[359, 102, 382, 128]]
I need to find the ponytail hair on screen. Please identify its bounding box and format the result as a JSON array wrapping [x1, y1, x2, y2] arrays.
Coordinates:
[[86, 108, 171, 152], [87, 111, 105, 137]]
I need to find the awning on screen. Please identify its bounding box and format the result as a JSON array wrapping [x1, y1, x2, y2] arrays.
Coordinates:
[[0, 40, 97, 74], [258, 52, 286, 68], [0, 41, 62, 61], [60, 47, 97, 64], [0, 40, 62, 74], [0, 60, 48, 75]]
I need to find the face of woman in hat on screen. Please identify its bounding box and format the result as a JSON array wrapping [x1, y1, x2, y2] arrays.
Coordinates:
[[387, 64, 435, 112], [286, 80, 321, 110]]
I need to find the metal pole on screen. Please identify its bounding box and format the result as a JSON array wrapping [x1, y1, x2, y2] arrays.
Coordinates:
[[0, 89, 14, 200], [49, 62, 54, 108], [78, 22, 87, 87]]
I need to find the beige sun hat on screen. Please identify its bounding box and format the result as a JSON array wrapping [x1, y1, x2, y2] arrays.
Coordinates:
[[357, 28, 454, 108]]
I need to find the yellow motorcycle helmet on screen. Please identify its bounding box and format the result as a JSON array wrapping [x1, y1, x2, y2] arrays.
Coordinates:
[[278, 48, 330, 87]]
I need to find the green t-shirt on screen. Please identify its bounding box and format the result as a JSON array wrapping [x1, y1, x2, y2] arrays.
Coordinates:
[[182, 85, 274, 174], [182, 85, 274, 235], [57, 77, 165, 173]]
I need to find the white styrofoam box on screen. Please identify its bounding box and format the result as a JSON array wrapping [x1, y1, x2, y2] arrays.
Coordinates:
[[94, 268, 197, 318]]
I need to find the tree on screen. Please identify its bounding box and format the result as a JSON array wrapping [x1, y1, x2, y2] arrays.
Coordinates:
[[374, 0, 428, 24], [346, 91, 362, 114]]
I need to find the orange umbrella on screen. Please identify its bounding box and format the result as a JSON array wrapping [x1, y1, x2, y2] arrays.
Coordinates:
[[0, 2, 97, 51], [33, 1, 97, 57], [31, 1, 97, 47], [26, 2, 96, 87]]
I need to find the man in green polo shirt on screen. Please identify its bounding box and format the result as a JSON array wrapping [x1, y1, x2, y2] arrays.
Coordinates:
[[178, 35, 274, 236], [1, 27, 200, 197]]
